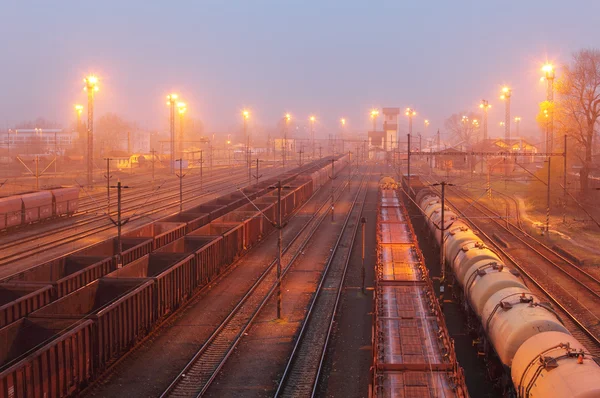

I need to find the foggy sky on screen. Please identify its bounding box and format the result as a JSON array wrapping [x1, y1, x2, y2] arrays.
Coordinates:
[[1, 0, 599, 143]]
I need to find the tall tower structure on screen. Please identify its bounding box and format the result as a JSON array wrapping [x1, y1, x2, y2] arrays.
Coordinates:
[[382, 108, 400, 151]]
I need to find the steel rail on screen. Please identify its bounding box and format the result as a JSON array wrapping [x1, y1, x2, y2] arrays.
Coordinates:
[[275, 166, 370, 398], [161, 167, 359, 398]]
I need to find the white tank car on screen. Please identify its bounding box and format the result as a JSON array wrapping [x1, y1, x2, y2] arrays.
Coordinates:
[[428, 209, 458, 245], [512, 331, 600, 397], [464, 262, 527, 315], [452, 241, 501, 283], [444, 225, 479, 265], [481, 287, 569, 366]]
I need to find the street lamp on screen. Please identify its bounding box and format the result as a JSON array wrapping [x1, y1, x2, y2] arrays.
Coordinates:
[[514, 116, 521, 138], [242, 109, 251, 182], [177, 102, 186, 158], [340, 118, 346, 153], [83, 75, 99, 187], [479, 100, 491, 141], [541, 63, 556, 152], [370, 109, 379, 131], [166, 93, 178, 174], [500, 86, 512, 144], [309, 115, 316, 158], [75, 104, 84, 133], [283, 113, 291, 167]]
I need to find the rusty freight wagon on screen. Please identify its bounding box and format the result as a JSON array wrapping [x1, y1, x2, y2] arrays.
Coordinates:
[[213, 210, 262, 250], [161, 211, 210, 234], [4, 255, 114, 299], [0, 283, 53, 329], [189, 222, 244, 267], [75, 236, 152, 266], [0, 318, 94, 398], [124, 221, 186, 251], [29, 278, 155, 371], [104, 252, 195, 319], [156, 235, 224, 288]]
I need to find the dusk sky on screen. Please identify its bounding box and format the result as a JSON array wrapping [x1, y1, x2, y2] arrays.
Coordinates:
[[2, 0, 599, 143]]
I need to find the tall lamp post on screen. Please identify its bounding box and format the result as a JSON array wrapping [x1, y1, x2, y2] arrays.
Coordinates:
[[479, 100, 491, 141], [500, 86, 512, 144], [514, 116, 521, 138], [242, 109, 250, 180], [340, 118, 346, 154], [424, 119, 430, 138], [405, 108, 416, 188], [283, 113, 291, 168], [83, 76, 99, 187], [541, 63, 555, 152], [370, 109, 379, 132], [309, 115, 316, 159], [177, 102, 186, 158], [166, 93, 178, 174]]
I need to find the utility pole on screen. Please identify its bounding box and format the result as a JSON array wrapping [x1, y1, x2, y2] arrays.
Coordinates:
[[276, 181, 283, 318], [176, 159, 184, 212], [247, 141, 251, 185], [54, 131, 58, 174], [166, 93, 178, 174], [319, 145, 322, 159], [546, 157, 551, 233], [361, 216, 366, 294], [480, 100, 491, 141], [329, 159, 335, 222], [407, 133, 411, 191], [297, 148, 304, 166], [563, 135, 567, 200], [542, 64, 555, 152], [199, 150, 204, 192], [433, 182, 454, 294], [83, 76, 98, 187], [501, 87, 512, 143], [127, 131, 131, 154], [104, 158, 112, 215], [150, 149, 157, 188], [17, 155, 55, 191], [178, 102, 186, 158], [252, 158, 262, 185], [310, 116, 315, 159], [109, 181, 130, 268]]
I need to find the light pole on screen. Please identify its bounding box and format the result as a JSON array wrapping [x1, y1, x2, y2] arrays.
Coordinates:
[[309, 115, 316, 159], [340, 118, 346, 153], [500, 86, 512, 144], [432, 181, 454, 293], [424, 119, 430, 139], [514, 116, 521, 139], [479, 100, 491, 141], [166, 93, 178, 174], [541, 63, 555, 152], [242, 109, 250, 182], [83, 76, 99, 187], [283, 113, 291, 168], [177, 102, 186, 158], [370, 109, 379, 132], [75, 104, 84, 132]]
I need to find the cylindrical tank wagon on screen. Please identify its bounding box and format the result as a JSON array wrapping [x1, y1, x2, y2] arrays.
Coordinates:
[[414, 185, 600, 397]]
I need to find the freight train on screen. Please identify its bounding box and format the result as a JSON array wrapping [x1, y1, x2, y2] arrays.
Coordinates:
[[0, 187, 79, 230], [0, 156, 348, 398], [410, 177, 600, 397]]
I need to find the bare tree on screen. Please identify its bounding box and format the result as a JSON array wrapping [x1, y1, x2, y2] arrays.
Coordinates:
[[556, 49, 600, 194], [444, 111, 481, 146], [96, 113, 133, 153]]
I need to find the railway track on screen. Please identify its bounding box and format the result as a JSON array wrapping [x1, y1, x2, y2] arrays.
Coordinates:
[[275, 166, 369, 398], [0, 163, 291, 267], [0, 164, 252, 250], [440, 185, 600, 355], [160, 166, 360, 398]]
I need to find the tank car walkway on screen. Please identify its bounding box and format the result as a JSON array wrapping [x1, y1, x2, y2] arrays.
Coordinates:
[[373, 189, 467, 397]]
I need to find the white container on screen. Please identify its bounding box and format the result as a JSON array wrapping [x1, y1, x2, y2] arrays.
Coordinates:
[[453, 243, 501, 283], [481, 287, 569, 366], [512, 331, 600, 398]]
